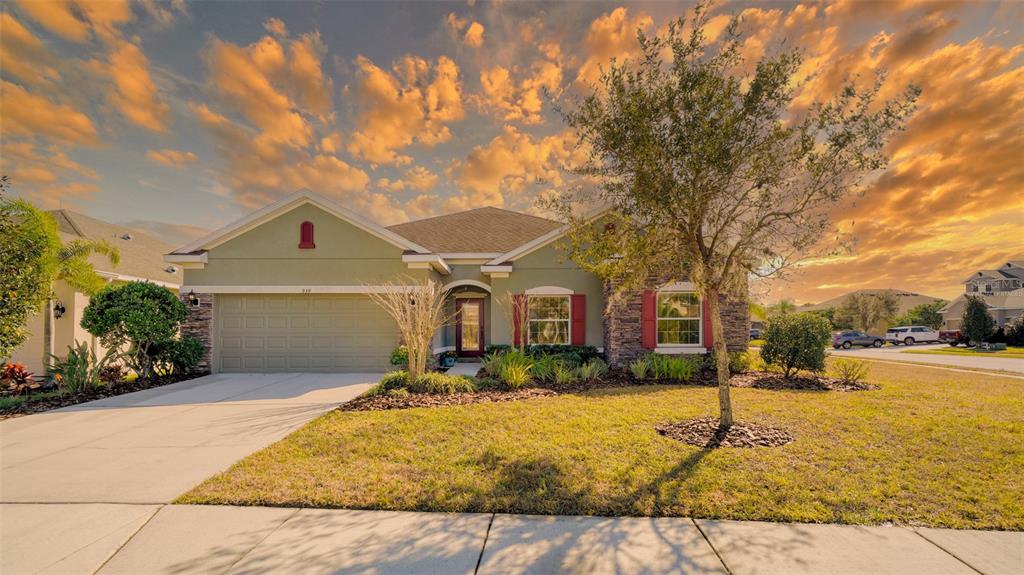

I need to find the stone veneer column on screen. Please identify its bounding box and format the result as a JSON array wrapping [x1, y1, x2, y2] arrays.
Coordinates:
[[180, 292, 213, 374], [603, 276, 750, 367]]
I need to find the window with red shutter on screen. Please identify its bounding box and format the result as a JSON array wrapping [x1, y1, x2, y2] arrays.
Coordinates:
[[641, 290, 657, 349], [571, 294, 586, 345]]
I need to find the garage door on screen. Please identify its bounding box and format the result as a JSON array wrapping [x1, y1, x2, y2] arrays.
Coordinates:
[[217, 294, 398, 372]]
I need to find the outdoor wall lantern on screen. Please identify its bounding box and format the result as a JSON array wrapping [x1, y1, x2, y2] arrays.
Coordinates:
[[188, 290, 200, 307], [53, 301, 66, 320]]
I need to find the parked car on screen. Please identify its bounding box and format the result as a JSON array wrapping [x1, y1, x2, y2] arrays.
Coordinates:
[[832, 330, 884, 349], [749, 328, 761, 340], [885, 326, 940, 345], [939, 329, 970, 346]]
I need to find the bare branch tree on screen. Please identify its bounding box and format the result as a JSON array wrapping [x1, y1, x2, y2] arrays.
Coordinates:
[[367, 277, 453, 379], [495, 291, 530, 353]]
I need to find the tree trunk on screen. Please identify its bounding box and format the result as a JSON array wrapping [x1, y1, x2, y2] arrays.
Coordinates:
[[707, 289, 734, 428]]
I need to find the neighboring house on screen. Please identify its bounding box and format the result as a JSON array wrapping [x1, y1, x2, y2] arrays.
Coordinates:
[[165, 190, 748, 373], [9, 210, 182, 374], [799, 288, 945, 318], [941, 260, 1024, 330]]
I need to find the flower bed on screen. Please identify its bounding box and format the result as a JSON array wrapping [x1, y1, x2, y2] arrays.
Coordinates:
[[0, 372, 202, 420]]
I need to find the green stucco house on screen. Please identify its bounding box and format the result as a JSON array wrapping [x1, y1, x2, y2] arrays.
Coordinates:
[[165, 190, 748, 373]]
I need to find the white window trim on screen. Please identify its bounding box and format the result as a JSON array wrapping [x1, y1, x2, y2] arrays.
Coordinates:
[[527, 294, 572, 345], [525, 285, 574, 295], [655, 290, 703, 349]]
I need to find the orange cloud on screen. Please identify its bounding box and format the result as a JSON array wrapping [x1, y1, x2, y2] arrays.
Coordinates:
[[445, 13, 484, 48], [376, 165, 439, 193], [0, 12, 61, 87], [107, 38, 171, 132], [0, 80, 98, 145], [575, 7, 653, 86], [14, 0, 91, 43], [448, 126, 582, 210], [346, 54, 464, 165], [147, 148, 198, 168], [478, 58, 562, 124]]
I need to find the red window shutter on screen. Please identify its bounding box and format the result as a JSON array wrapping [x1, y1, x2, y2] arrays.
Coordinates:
[[702, 297, 714, 349], [512, 294, 526, 347], [571, 294, 586, 346], [641, 290, 657, 349], [298, 221, 315, 249]]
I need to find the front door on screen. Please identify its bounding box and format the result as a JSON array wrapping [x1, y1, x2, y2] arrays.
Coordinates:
[[455, 299, 484, 357]]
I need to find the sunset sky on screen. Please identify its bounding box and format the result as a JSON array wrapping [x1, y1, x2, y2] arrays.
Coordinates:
[[1, 0, 1021, 304]]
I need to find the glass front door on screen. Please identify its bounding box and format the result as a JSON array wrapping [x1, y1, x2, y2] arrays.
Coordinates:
[[456, 300, 484, 356]]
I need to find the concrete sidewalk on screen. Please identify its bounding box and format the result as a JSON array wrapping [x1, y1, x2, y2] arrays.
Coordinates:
[[2, 504, 1019, 574]]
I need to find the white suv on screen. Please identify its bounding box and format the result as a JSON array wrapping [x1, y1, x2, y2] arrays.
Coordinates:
[[885, 326, 940, 345]]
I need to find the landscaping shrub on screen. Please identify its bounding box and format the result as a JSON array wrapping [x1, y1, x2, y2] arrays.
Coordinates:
[[473, 376, 503, 390], [80, 281, 186, 378], [48, 341, 117, 394], [498, 351, 534, 389], [648, 354, 701, 382], [482, 352, 505, 376], [390, 346, 409, 368], [409, 372, 477, 394], [1006, 316, 1024, 346], [98, 364, 126, 385], [485, 344, 512, 356], [576, 358, 608, 380], [1, 362, 38, 394], [531, 354, 559, 382], [628, 357, 650, 380], [961, 295, 995, 345], [151, 336, 204, 375], [760, 312, 831, 378], [527, 344, 600, 364], [985, 327, 1007, 344], [364, 371, 409, 397], [553, 362, 578, 385], [728, 351, 751, 374], [831, 358, 870, 386]]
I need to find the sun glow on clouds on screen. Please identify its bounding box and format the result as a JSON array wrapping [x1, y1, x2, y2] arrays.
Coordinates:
[[0, 2, 1020, 298]]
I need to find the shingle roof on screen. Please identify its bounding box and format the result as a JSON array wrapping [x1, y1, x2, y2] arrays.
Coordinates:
[[49, 209, 182, 286], [386, 206, 562, 253]]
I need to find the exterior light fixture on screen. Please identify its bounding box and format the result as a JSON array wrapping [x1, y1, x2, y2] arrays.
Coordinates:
[[188, 290, 200, 307], [53, 301, 66, 319]]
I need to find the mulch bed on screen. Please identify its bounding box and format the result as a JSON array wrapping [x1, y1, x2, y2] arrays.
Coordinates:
[[0, 373, 202, 420], [340, 387, 558, 412], [728, 371, 879, 392], [656, 417, 795, 448], [339, 367, 877, 413]]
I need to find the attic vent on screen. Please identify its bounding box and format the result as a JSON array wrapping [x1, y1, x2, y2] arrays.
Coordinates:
[[165, 265, 178, 274], [121, 233, 133, 240]]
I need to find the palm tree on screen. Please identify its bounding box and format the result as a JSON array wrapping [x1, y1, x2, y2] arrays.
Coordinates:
[[767, 299, 797, 317], [57, 238, 120, 295]]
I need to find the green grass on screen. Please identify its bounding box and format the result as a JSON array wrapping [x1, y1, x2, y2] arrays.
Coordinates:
[[748, 339, 765, 347], [904, 346, 1024, 359], [179, 361, 1024, 529]]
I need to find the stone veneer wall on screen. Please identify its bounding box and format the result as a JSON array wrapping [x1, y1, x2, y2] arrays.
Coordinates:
[[180, 292, 213, 373], [603, 277, 749, 367]]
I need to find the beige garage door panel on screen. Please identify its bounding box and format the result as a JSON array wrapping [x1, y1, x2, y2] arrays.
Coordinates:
[[217, 294, 397, 372]]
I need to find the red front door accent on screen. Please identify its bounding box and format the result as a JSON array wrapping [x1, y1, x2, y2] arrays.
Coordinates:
[[455, 299, 485, 357]]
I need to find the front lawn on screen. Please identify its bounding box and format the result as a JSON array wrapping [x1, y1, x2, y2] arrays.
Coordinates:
[[179, 361, 1024, 529], [904, 346, 1024, 359]]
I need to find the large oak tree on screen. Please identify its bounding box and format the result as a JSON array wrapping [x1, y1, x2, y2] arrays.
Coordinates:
[[550, 5, 919, 427]]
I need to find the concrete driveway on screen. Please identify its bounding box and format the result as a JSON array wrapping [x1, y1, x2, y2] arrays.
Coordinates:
[[1, 372, 376, 574], [828, 343, 1024, 374]]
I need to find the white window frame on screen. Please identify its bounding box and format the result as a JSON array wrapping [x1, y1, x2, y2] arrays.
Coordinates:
[[655, 290, 703, 350], [527, 294, 571, 345]]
